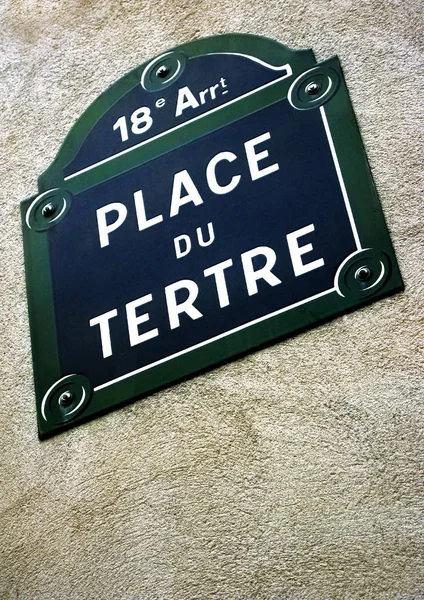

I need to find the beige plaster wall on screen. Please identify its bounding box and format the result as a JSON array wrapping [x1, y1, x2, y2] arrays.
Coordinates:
[[0, 0, 423, 598]]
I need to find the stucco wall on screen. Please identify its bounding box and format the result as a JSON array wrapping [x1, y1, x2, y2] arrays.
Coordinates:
[[1, 1, 423, 598]]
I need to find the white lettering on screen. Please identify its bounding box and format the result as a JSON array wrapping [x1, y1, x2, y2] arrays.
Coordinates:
[[126, 294, 158, 347], [170, 170, 204, 217], [89, 309, 118, 358], [196, 222, 215, 247], [204, 259, 233, 307], [210, 83, 220, 100], [206, 152, 240, 195], [241, 246, 282, 296], [165, 279, 203, 329], [134, 189, 163, 231], [130, 107, 152, 135], [287, 224, 325, 276], [175, 86, 200, 117], [174, 234, 191, 259], [199, 89, 209, 105], [96, 203, 127, 248], [244, 132, 279, 181]]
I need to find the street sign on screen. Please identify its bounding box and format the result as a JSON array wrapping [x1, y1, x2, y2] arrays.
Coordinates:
[[21, 34, 403, 438]]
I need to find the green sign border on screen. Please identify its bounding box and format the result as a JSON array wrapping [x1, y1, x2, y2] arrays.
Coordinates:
[[21, 34, 403, 438]]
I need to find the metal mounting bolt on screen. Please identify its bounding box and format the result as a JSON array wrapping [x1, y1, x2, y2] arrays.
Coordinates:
[[58, 390, 74, 407], [305, 81, 322, 96], [156, 65, 170, 79], [355, 266, 372, 282], [42, 202, 56, 218]]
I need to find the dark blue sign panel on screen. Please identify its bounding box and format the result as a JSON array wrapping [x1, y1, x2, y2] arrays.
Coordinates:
[[51, 99, 357, 390], [21, 34, 403, 437]]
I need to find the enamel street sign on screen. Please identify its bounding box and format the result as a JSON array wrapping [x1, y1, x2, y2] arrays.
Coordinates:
[[21, 34, 403, 438]]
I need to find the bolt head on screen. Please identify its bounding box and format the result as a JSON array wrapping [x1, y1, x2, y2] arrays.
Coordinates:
[[156, 65, 170, 79], [305, 81, 321, 96], [42, 202, 56, 218], [59, 390, 74, 407], [355, 266, 372, 282]]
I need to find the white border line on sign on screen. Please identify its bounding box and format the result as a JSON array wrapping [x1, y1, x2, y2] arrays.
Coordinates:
[[93, 287, 336, 391], [319, 106, 362, 251], [205, 52, 293, 72]]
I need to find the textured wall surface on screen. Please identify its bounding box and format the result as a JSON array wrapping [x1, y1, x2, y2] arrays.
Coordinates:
[[0, 1, 423, 598]]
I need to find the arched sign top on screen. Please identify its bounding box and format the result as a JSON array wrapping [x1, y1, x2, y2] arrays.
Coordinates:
[[39, 34, 316, 191], [22, 34, 403, 437]]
